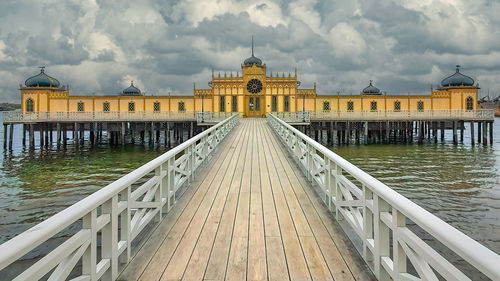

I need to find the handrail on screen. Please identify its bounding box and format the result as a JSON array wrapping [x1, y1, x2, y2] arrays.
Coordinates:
[[2, 111, 199, 123], [0, 114, 239, 280], [268, 113, 500, 280], [309, 109, 495, 121]]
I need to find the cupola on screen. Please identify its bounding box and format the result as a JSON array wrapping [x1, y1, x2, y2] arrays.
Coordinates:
[[440, 65, 475, 87], [362, 80, 381, 95], [25, 67, 61, 88], [121, 81, 142, 96]]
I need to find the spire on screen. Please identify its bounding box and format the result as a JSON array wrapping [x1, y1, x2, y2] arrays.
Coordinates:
[[369, 80, 373, 85], [456, 65, 461, 73], [251, 36, 254, 56], [39, 66, 45, 73]]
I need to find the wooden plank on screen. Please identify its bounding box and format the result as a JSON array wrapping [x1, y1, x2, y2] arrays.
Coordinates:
[[118, 119, 246, 281], [264, 122, 375, 280], [256, 122, 281, 238], [299, 236, 334, 281], [265, 237, 290, 281], [172, 119, 251, 280], [247, 120, 267, 281], [260, 121, 312, 281], [224, 119, 254, 280], [160, 120, 252, 280], [203, 119, 253, 280], [131, 121, 247, 281]]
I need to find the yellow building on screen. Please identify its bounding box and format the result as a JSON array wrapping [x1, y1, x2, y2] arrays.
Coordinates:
[[20, 55, 478, 116]]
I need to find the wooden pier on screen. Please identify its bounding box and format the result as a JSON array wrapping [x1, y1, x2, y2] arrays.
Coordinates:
[[118, 118, 372, 281]]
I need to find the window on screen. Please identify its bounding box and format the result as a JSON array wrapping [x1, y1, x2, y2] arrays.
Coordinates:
[[26, 98, 34, 112], [323, 101, 330, 111], [249, 97, 254, 111], [154, 102, 160, 112], [284, 96, 290, 112], [394, 101, 401, 111], [103, 102, 110, 112], [347, 101, 354, 111], [370, 101, 377, 111], [232, 96, 237, 112], [128, 102, 135, 112], [272, 96, 277, 112], [77, 102, 84, 112], [417, 101, 424, 112], [466, 96, 473, 110], [220, 96, 225, 112], [178, 102, 185, 112], [255, 97, 260, 111]]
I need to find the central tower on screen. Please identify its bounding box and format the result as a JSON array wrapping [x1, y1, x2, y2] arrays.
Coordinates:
[[242, 37, 266, 117]]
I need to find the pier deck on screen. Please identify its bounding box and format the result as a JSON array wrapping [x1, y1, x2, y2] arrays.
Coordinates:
[[119, 118, 373, 281]]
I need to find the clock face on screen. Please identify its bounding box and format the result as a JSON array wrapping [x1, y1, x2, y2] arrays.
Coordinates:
[[246, 79, 263, 94]]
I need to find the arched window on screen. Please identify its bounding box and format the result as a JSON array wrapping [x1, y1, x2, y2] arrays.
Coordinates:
[[347, 101, 354, 111], [466, 96, 473, 110], [394, 101, 401, 111], [417, 101, 424, 112], [77, 102, 84, 112], [178, 102, 185, 112], [323, 101, 330, 111], [370, 101, 377, 111], [128, 102, 135, 112], [26, 98, 34, 112]]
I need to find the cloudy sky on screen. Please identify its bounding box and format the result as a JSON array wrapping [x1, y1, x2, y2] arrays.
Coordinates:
[[1, 0, 499, 102]]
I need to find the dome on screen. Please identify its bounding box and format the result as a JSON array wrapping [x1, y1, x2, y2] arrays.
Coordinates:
[[25, 67, 60, 87], [122, 81, 142, 96], [243, 55, 262, 66], [243, 37, 263, 66], [362, 80, 381, 95], [441, 66, 474, 87]]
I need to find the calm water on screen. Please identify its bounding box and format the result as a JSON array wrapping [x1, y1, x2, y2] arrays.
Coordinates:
[[0, 115, 499, 273]]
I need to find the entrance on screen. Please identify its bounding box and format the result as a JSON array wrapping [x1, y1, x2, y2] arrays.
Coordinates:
[[246, 96, 264, 117]]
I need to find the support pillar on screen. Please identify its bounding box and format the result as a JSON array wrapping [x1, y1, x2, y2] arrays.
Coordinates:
[[3, 124, 7, 149], [470, 121, 475, 146], [452, 121, 457, 145], [29, 124, 34, 148], [56, 123, 61, 148], [22, 124, 26, 147], [478, 121, 482, 144], [483, 121, 488, 145], [489, 122, 494, 145]]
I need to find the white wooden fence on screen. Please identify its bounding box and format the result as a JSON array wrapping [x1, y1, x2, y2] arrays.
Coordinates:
[[0, 114, 239, 281], [268, 113, 500, 281]]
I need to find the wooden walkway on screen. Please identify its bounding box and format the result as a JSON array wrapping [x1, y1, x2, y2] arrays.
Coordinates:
[[119, 119, 374, 281]]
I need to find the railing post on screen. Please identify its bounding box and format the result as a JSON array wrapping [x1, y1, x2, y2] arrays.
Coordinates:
[[118, 187, 131, 264], [325, 158, 332, 210], [101, 196, 118, 280], [155, 166, 163, 221], [362, 184, 374, 262], [393, 209, 407, 279], [334, 166, 342, 220], [373, 194, 391, 281], [82, 209, 97, 280]]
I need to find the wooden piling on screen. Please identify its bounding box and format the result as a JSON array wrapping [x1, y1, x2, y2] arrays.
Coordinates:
[[470, 121, 475, 146], [482, 121, 488, 145], [3, 124, 7, 149], [56, 123, 61, 147]]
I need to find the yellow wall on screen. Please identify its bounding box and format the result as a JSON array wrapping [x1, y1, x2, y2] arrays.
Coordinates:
[[20, 68, 479, 114]]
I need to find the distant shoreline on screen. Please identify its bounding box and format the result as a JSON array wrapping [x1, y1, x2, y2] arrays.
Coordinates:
[[0, 103, 21, 111]]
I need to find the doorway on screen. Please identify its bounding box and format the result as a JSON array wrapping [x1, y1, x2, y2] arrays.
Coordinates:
[[246, 96, 264, 117]]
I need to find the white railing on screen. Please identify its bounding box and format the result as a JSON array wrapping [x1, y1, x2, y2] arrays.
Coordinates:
[[196, 112, 238, 123], [272, 111, 311, 122], [310, 109, 495, 121], [267, 113, 500, 281], [2, 111, 199, 123], [0, 114, 239, 281]]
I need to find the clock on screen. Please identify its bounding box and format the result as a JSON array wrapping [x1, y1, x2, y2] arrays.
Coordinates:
[[246, 79, 263, 94]]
